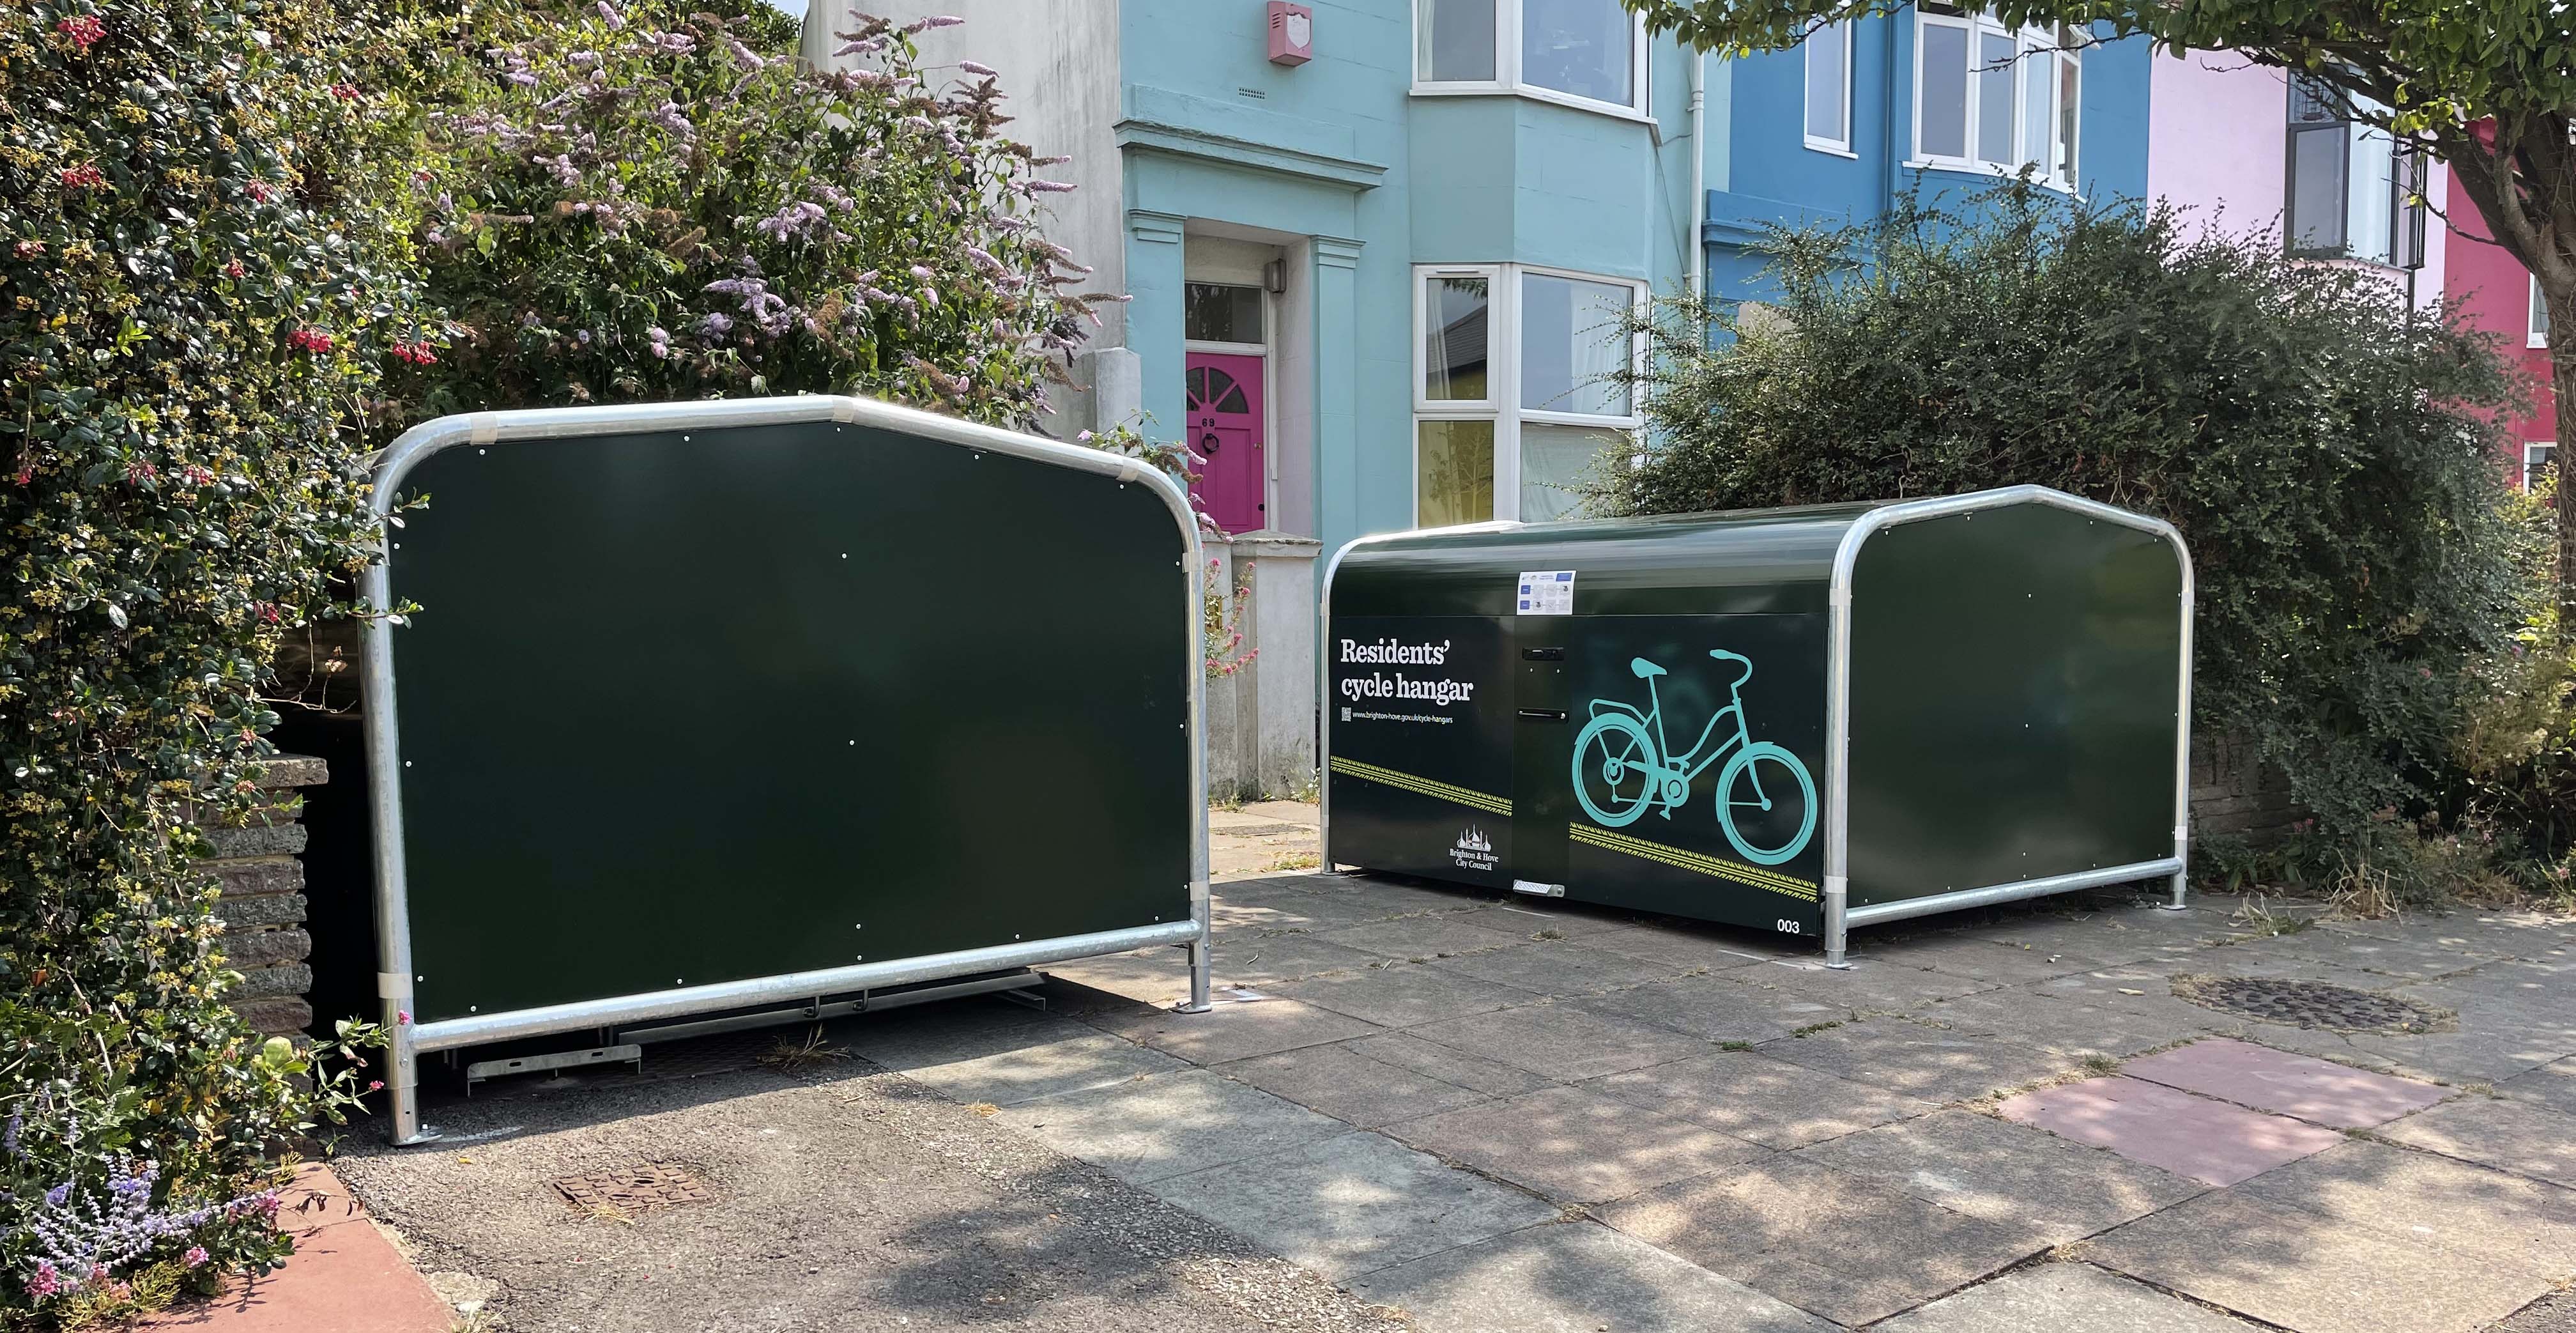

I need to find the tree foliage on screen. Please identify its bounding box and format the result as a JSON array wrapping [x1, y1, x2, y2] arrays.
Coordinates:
[[1620, 0, 2576, 630], [1592, 187, 2527, 833], [397, 3, 1105, 428], [0, 0, 403, 1320]]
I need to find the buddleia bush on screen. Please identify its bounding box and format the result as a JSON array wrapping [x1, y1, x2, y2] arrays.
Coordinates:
[[0, 0, 405, 1319], [1595, 183, 2527, 839], [400, 4, 1105, 427]]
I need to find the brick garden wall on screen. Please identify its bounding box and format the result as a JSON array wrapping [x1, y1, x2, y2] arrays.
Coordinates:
[[2188, 735, 2304, 844]]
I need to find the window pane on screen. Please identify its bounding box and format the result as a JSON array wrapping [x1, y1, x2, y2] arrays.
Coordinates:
[[1918, 21, 1968, 159], [1804, 22, 1848, 143], [1184, 283, 1263, 344], [1416, 420, 1496, 528], [2057, 52, 2080, 181], [1979, 31, 2018, 165], [2347, 123, 2395, 263], [2529, 443, 2556, 490], [2287, 125, 2347, 253], [1423, 276, 1490, 401], [1521, 422, 1623, 523], [1521, 274, 1634, 417], [1523, 0, 1633, 105], [2535, 277, 2551, 343], [2016, 40, 2051, 170], [1420, 0, 1496, 81]]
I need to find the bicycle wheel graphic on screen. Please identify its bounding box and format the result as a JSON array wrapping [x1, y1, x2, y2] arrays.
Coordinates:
[[1570, 713, 1657, 828], [1715, 741, 1818, 866]]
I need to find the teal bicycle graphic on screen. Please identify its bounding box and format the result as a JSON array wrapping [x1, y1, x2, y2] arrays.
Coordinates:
[[1570, 650, 1818, 866]]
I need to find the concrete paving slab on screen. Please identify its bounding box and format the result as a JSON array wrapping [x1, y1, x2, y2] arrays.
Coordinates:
[[1084, 996, 1380, 1067], [2317, 909, 2575, 960], [2377, 1094, 2576, 1189], [1386, 1084, 1768, 1204], [1747, 959, 2000, 1015], [1586, 1050, 1937, 1148], [1579, 974, 1827, 1044], [1448, 900, 1643, 939], [1214, 932, 1400, 986], [2338, 978, 2576, 1086], [1211, 892, 1338, 934], [1996, 1076, 2343, 1186], [997, 1068, 1348, 1183], [1868, 934, 2122, 984], [2119, 1038, 2446, 1128], [1427, 941, 1687, 997], [2496, 1290, 2576, 1332], [1151, 1130, 1559, 1280], [1598, 1155, 2050, 1327], [2232, 1139, 2576, 1275], [1042, 950, 1194, 1006], [1343, 1032, 1554, 1098], [2087, 1187, 2551, 1333], [1407, 1001, 1715, 1083], [1322, 914, 1537, 960], [1350, 1221, 1837, 1333], [1219, 1040, 1493, 1129], [1872, 1261, 2264, 1332], [1793, 1108, 2204, 1243], [1756, 1018, 2080, 1104], [1906, 989, 2214, 1058], [2227, 928, 2501, 982], [852, 1024, 1188, 1107], [1574, 921, 1791, 970], [1276, 961, 1543, 1029], [2499, 1056, 2576, 1117]]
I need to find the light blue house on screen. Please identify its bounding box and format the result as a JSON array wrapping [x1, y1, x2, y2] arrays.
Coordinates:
[[820, 2, 2151, 556]]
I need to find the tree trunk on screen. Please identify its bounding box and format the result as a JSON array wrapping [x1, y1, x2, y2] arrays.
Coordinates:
[[2556, 293, 2576, 639]]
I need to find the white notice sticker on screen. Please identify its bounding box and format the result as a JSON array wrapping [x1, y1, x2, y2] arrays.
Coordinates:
[[1515, 569, 1575, 615]]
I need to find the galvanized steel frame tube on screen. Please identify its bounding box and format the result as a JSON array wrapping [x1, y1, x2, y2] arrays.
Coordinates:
[[364, 397, 1211, 1144]]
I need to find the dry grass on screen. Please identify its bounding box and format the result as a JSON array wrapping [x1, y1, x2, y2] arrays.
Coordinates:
[[756, 1024, 852, 1075], [1261, 851, 1322, 872]]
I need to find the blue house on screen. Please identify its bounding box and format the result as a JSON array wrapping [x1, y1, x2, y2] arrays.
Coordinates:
[[816, 3, 2152, 557]]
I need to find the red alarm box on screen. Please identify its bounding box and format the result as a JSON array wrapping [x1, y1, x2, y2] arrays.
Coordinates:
[[1268, 1, 1312, 65]]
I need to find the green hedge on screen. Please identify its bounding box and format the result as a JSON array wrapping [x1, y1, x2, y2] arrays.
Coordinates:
[[1594, 185, 2527, 837]]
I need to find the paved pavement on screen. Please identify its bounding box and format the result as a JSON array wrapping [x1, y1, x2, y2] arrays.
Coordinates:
[[319, 805, 2576, 1332]]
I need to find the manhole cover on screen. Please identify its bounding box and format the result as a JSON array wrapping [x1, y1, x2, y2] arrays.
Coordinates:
[[551, 1162, 713, 1215], [2171, 975, 2449, 1034]]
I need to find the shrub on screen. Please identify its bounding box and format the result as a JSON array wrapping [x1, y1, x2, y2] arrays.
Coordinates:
[[0, 0, 406, 1319], [397, 3, 1105, 428], [1593, 183, 2528, 838]]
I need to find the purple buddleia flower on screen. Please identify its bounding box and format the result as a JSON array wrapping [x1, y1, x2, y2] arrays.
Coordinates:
[[728, 40, 767, 71], [595, 1, 624, 29], [533, 153, 582, 187], [700, 312, 734, 337], [905, 15, 965, 32], [958, 60, 997, 77], [755, 201, 829, 242], [649, 31, 696, 55], [647, 327, 671, 359], [1024, 180, 1078, 194]]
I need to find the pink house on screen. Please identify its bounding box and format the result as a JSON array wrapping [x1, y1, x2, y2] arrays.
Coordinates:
[[2444, 158, 2556, 487]]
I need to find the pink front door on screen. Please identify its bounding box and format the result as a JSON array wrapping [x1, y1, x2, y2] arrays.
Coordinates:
[[1184, 352, 1265, 532]]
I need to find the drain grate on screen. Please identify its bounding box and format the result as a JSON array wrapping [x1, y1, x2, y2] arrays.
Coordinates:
[[551, 1162, 713, 1215], [2172, 975, 2449, 1034]]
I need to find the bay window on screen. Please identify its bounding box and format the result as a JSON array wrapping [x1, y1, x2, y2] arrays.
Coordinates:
[[1913, 7, 2079, 189], [1414, 265, 1642, 527], [2285, 76, 2427, 268], [1416, 0, 1648, 116]]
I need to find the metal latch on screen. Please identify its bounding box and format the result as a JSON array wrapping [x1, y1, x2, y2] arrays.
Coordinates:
[[1512, 880, 1567, 897], [1516, 708, 1568, 722], [1521, 647, 1565, 661]]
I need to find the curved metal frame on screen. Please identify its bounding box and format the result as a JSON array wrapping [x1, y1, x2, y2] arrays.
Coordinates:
[[364, 396, 1210, 1144], [1822, 484, 2195, 965]]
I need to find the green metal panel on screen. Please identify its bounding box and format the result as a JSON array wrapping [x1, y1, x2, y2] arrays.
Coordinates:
[[1844, 504, 2182, 907], [385, 419, 1193, 1024], [1329, 505, 1871, 619]]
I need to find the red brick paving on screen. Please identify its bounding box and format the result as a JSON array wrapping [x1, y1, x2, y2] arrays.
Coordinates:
[[135, 1164, 453, 1333]]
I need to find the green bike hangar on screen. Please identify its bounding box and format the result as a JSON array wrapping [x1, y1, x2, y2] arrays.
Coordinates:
[[1322, 486, 2194, 966]]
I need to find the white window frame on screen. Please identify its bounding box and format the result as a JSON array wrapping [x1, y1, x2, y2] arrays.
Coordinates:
[[1412, 0, 1653, 122], [2533, 275, 2551, 349], [1412, 263, 1646, 528], [1804, 20, 1855, 156], [2528, 442, 2557, 490], [1909, 8, 2080, 191]]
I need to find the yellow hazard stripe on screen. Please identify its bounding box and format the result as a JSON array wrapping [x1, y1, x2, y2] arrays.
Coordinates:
[[1568, 822, 1820, 903], [1329, 756, 1512, 817]]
